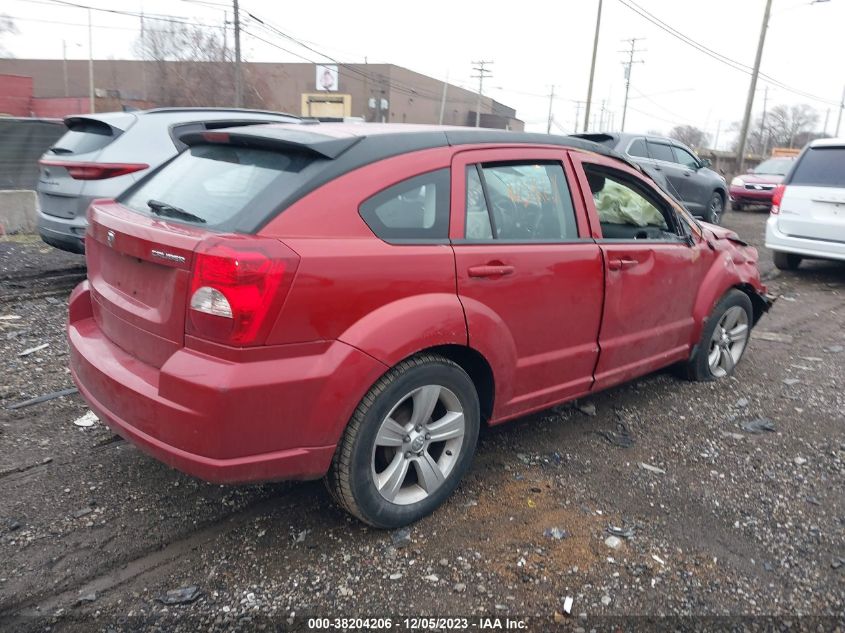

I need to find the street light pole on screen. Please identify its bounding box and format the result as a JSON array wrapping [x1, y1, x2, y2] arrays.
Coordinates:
[[736, 0, 773, 173], [233, 0, 243, 107], [583, 0, 603, 133], [836, 84, 845, 137]]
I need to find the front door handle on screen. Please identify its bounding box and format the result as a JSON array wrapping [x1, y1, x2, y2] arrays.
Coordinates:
[[607, 258, 639, 271], [468, 264, 515, 278]]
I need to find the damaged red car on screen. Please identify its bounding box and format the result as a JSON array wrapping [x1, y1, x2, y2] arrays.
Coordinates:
[[67, 124, 772, 527]]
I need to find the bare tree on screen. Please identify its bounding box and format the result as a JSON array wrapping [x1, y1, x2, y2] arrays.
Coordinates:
[[134, 23, 266, 108], [668, 125, 710, 150], [0, 14, 19, 57], [733, 103, 821, 154]]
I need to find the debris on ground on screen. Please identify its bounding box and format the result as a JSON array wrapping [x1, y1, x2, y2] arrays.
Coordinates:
[[391, 527, 412, 548], [73, 411, 98, 427], [544, 527, 567, 540], [638, 462, 665, 475], [6, 387, 78, 410], [825, 345, 843, 353], [76, 592, 97, 604], [577, 402, 597, 416], [782, 378, 800, 386], [72, 507, 93, 519], [793, 457, 807, 466], [752, 331, 794, 343], [17, 343, 49, 357], [604, 535, 623, 549], [595, 418, 635, 448], [607, 524, 635, 539], [739, 418, 777, 434], [157, 585, 202, 605]]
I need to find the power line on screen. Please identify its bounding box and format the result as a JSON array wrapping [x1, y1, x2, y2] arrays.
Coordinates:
[[615, 0, 838, 107], [13, 0, 225, 29]]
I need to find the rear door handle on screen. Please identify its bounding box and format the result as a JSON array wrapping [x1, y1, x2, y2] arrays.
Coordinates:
[[607, 258, 639, 271], [468, 264, 515, 278]]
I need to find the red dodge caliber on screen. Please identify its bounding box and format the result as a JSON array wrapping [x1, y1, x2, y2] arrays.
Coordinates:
[[68, 124, 771, 527]]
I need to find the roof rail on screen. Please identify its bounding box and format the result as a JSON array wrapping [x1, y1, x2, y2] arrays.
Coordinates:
[[142, 107, 300, 119]]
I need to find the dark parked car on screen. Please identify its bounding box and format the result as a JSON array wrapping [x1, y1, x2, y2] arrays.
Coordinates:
[[574, 132, 728, 224], [37, 108, 300, 253], [68, 124, 770, 527], [729, 156, 795, 211]]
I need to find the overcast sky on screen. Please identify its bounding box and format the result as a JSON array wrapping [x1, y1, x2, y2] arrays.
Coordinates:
[[3, 0, 843, 146]]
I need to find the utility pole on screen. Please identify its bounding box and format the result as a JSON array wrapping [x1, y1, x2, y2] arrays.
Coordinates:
[[233, 0, 243, 107], [600, 99, 606, 130], [714, 120, 722, 151], [546, 85, 555, 134], [438, 72, 449, 125], [736, 0, 773, 173], [140, 11, 148, 101], [574, 101, 582, 133], [62, 40, 68, 98], [583, 0, 603, 133], [619, 37, 645, 132], [471, 61, 493, 128], [760, 85, 769, 155], [87, 9, 94, 113], [836, 84, 845, 137]]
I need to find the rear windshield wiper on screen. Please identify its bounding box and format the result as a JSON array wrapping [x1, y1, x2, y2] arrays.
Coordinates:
[[147, 199, 207, 224], [49, 147, 73, 154]]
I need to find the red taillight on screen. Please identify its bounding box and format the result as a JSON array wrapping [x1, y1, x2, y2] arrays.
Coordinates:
[[187, 236, 299, 346], [39, 159, 148, 180], [770, 184, 786, 214]]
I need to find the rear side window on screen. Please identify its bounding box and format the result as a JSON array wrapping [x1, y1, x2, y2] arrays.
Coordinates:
[[50, 120, 115, 156], [465, 162, 579, 241], [647, 142, 676, 163], [120, 144, 313, 227], [359, 169, 450, 241], [627, 138, 648, 158], [789, 147, 845, 187]]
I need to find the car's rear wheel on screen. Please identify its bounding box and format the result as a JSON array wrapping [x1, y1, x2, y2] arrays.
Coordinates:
[[704, 192, 724, 224], [325, 354, 480, 528], [773, 251, 802, 271], [682, 289, 752, 381]]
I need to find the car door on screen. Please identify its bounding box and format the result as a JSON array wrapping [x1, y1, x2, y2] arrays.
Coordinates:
[[569, 151, 714, 391], [646, 140, 690, 208], [450, 147, 604, 421], [671, 144, 709, 214]]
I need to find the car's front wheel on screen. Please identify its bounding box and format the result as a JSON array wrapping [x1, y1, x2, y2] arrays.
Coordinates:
[[682, 289, 752, 381], [773, 251, 802, 271], [704, 192, 725, 224], [326, 354, 480, 528]]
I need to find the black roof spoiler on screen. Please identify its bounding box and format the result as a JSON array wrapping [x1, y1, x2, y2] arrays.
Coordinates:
[[178, 127, 362, 159]]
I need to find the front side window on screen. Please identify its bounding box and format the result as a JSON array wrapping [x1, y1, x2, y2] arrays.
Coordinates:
[[672, 146, 700, 170], [359, 168, 450, 241], [647, 142, 676, 164], [464, 162, 579, 241], [584, 165, 683, 241]]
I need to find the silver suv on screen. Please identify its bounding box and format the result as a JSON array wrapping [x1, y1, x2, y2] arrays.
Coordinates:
[[37, 108, 299, 253]]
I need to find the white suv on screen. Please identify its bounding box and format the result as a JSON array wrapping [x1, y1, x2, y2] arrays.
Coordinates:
[[765, 138, 845, 270]]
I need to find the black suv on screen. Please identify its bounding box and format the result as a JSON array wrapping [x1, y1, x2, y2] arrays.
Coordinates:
[[575, 133, 728, 224]]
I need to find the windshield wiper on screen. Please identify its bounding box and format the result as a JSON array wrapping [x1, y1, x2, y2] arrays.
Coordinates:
[[49, 147, 73, 154], [147, 199, 207, 223]]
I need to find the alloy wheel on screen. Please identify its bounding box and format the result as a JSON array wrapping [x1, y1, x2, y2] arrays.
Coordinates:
[[707, 306, 749, 377], [371, 385, 466, 505]]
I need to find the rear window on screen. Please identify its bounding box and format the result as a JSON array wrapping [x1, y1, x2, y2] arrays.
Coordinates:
[[789, 147, 845, 187], [359, 169, 450, 241], [120, 144, 313, 227], [50, 120, 116, 156]]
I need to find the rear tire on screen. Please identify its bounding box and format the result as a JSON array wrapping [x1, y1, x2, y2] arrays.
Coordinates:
[[704, 192, 724, 224], [325, 353, 480, 528], [682, 290, 752, 382], [773, 251, 802, 271]]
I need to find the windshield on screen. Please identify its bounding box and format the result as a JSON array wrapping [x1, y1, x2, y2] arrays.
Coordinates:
[[120, 144, 314, 227], [752, 158, 793, 175]]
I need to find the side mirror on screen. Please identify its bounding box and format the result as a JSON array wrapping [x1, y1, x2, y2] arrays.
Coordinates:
[[700, 158, 712, 169]]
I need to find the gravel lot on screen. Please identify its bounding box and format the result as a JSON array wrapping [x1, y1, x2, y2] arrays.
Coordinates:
[[0, 211, 843, 632]]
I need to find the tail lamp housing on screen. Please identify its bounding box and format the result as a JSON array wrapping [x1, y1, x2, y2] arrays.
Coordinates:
[[770, 184, 786, 215], [187, 236, 299, 346], [39, 159, 149, 180]]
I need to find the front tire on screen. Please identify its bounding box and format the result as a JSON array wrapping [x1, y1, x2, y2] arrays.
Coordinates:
[[682, 290, 752, 382], [325, 354, 480, 528], [705, 192, 725, 224], [773, 251, 802, 271]]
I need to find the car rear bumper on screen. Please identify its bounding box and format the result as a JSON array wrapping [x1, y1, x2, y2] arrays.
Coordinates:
[[765, 215, 845, 261], [67, 281, 387, 483], [38, 209, 86, 254], [729, 185, 774, 205]]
